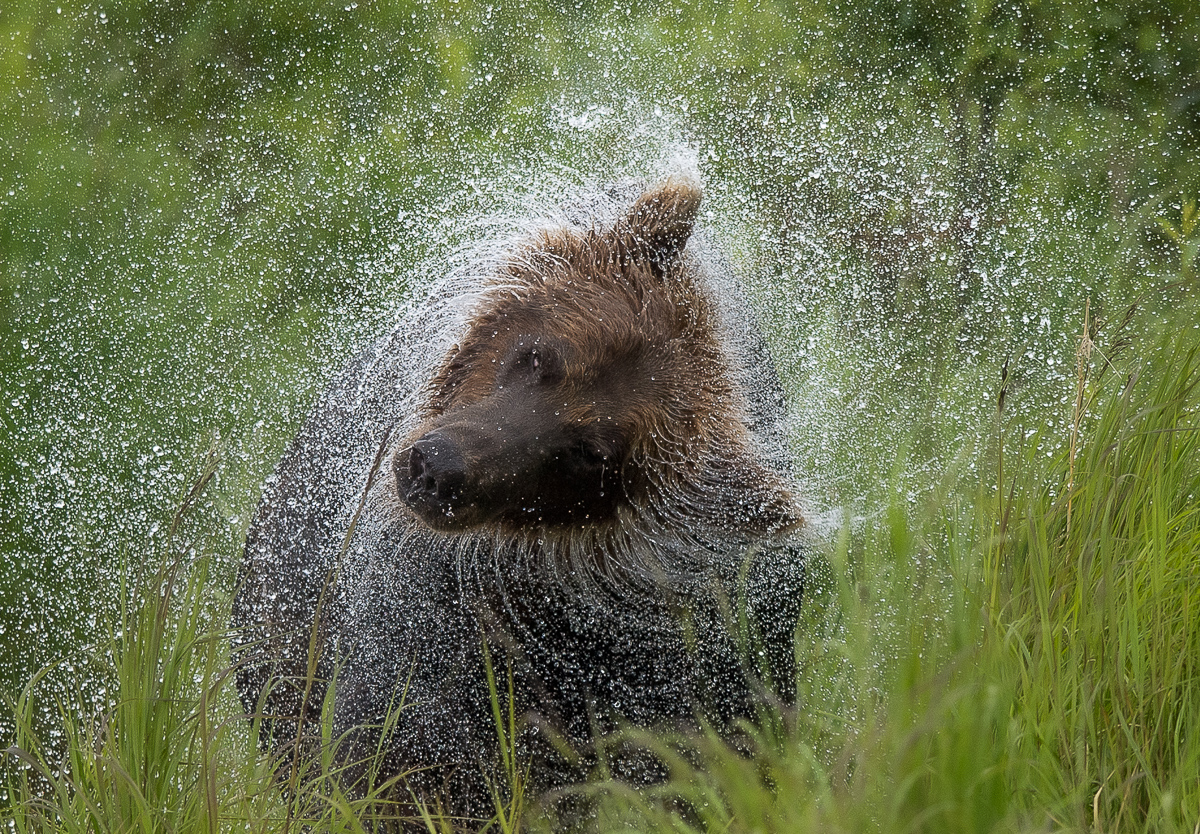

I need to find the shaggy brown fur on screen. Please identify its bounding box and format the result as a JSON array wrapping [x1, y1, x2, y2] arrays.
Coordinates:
[[233, 177, 806, 823], [405, 178, 800, 543]]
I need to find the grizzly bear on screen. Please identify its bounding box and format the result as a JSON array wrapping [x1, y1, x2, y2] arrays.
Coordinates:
[[231, 176, 805, 820]]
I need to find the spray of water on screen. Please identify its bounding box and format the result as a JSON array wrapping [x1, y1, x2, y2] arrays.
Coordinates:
[[2, 47, 1143, 800]]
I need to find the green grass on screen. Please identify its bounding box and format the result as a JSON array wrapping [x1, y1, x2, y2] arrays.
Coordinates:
[[1003, 332, 1200, 830], [544, 310, 1200, 833], [6, 300, 1199, 832], [4, 0, 1200, 830], [2, 503, 515, 833]]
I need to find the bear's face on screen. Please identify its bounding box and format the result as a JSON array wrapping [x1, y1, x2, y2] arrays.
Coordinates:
[[395, 285, 690, 532], [392, 178, 794, 538]]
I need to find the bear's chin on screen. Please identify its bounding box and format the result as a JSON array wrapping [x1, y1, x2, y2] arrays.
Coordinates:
[[404, 501, 490, 533], [406, 499, 623, 537]]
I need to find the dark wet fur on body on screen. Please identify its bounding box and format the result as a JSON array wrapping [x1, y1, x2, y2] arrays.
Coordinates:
[[231, 177, 806, 821]]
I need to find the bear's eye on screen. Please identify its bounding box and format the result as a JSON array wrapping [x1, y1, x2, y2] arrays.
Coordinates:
[[577, 436, 618, 465], [507, 344, 564, 384]]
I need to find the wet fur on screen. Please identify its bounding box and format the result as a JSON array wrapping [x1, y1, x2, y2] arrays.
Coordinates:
[[232, 177, 805, 820]]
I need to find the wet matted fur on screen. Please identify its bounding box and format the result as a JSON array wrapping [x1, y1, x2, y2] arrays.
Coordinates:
[[231, 176, 806, 820]]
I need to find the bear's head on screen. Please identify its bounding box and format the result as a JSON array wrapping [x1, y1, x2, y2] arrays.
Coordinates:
[[394, 178, 799, 542]]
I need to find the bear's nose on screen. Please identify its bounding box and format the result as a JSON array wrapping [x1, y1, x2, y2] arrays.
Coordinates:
[[399, 433, 467, 513]]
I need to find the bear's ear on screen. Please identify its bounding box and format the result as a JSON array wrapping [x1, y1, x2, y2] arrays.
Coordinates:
[[618, 177, 702, 266]]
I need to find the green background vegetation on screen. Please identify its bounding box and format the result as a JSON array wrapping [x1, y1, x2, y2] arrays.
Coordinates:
[[2, 0, 1198, 830]]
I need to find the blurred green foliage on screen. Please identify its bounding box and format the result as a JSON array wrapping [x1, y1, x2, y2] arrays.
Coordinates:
[[0, 0, 1197, 801]]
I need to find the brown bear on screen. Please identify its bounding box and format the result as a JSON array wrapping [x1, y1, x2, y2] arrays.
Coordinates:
[[231, 176, 805, 821]]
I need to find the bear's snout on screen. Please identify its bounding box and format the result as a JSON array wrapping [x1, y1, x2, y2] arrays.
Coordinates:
[[397, 403, 625, 531], [397, 432, 470, 527]]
